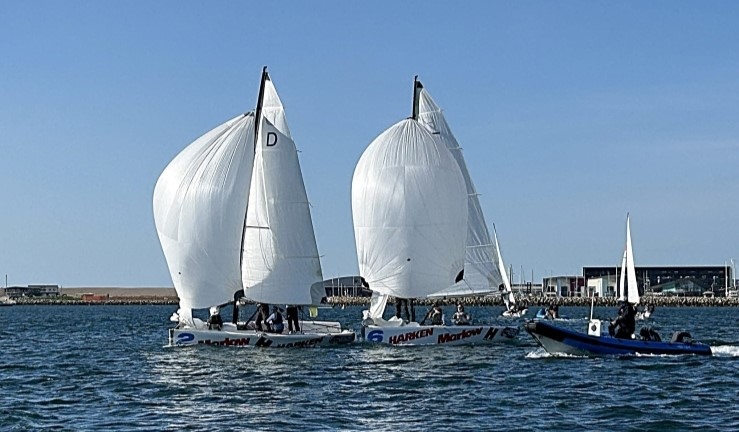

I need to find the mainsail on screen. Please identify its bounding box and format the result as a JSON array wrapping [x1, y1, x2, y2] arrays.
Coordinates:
[[416, 82, 503, 297], [352, 91, 468, 299], [153, 114, 256, 311], [241, 71, 324, 306]]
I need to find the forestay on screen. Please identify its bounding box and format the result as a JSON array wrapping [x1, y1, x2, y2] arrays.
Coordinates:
[[416, 88, 503, 297], [352, 118, 468, 299], [153, 114, 256, 311]]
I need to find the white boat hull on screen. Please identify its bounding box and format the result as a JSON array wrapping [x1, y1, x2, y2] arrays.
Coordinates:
[[170, 320, 355, 348], [361, 324, 519, 346]]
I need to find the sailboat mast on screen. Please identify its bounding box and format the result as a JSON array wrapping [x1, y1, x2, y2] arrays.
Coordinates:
[[254, 66, 269, 151], [411, 75, 423, 120], [239, 67, 269, 271]]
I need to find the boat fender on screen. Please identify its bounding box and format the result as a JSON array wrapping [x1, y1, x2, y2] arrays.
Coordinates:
[[671, 331, 693, 343]]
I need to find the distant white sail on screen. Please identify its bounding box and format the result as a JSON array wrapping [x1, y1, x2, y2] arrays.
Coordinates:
[[493, 226, 516, 309], [242, 75, 324, 306], [625, 214, 640, 305], [153, 113, 256, 311], [618, 250, 627, 302], [352, 118, 467, 299], [417, 87, 503, 297]]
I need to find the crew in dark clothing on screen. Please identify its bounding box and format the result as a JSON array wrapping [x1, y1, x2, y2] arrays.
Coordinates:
[[267, 306, 285, 334], [286, 305, 300, 334], [255, 303, 270, 331], [610, 302, 637, 339], [421, 302, 444, 325], [395, 297, 412, 322], [207, 306, 223, 330]]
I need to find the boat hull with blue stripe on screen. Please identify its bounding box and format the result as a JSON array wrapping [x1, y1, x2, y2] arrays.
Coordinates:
[[525, 320, 712, 356]]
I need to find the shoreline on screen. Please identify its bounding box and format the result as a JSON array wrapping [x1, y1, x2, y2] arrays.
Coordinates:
[[7, 295, 739, 307]]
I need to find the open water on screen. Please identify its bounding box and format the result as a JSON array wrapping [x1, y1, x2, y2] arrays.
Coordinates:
[[1, 304, 739, 431]]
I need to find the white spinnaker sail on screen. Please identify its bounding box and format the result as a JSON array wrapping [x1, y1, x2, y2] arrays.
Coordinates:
[[352, 118, 468, 299], [625, 215, 640, 305], [153, 113, 256, 311], [417, 88, 503, 297], [241, 78, 323, 306], [493, 226, 516, 309]]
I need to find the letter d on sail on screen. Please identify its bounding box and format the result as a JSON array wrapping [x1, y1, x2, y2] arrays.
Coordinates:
[[266, 132, 278, 146]]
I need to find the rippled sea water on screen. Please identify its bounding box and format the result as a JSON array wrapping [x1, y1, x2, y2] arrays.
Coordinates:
[[1, 305, 738, 431]]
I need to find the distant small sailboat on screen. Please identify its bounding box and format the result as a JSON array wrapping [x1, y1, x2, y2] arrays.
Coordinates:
[[616, 216, 652, 320], [354, 77, 518, 345], [726, 259, 738, 298], [495, 226, 527, 318], [0, 295, 16, 306], [154, 68, 354, 347]]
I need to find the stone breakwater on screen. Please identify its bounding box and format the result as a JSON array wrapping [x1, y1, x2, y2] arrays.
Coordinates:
[[326, 295, 739, 308], [13, 297, 179, 306], [11, 295, 739, 307]]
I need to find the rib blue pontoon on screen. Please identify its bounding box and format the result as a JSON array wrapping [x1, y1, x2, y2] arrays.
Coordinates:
[[525, 320, 712, 356]]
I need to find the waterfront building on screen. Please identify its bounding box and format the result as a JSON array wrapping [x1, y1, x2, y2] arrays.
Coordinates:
[[5, 285, 60, 299], [583, 266, 732, 297], [542, 276, 586, 297], [323, 276, 371, 298]]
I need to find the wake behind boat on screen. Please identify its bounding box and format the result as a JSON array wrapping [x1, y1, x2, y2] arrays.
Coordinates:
[[526, 214, 711, 356], [154, 68, 354, 347], [352, 77, 517, 346]]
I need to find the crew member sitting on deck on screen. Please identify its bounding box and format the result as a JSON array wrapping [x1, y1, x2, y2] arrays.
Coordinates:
[[422, 302, 444, 325], [207, 306, 223, 330], [452, 304, 471, 325], [267, 306, 285, 334]]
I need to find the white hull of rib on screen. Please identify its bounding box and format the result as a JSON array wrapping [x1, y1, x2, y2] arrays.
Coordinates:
[[170, 321, 355, 348], [361, 324, 518, 346]]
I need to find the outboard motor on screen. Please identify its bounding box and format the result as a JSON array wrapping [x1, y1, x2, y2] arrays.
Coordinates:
[[639, 326, 661, 342], [671, 331, 693, 343]]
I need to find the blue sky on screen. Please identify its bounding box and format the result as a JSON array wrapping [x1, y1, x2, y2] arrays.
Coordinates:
[[1, 2, 738, 287]]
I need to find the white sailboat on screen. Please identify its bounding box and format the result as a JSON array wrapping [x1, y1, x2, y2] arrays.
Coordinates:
[[726, 259, 738, 298], [618, 213, 653, 320], [353, 77, 518, 345], [154, 68, 354, 347], [495, 226, 527, 317]]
